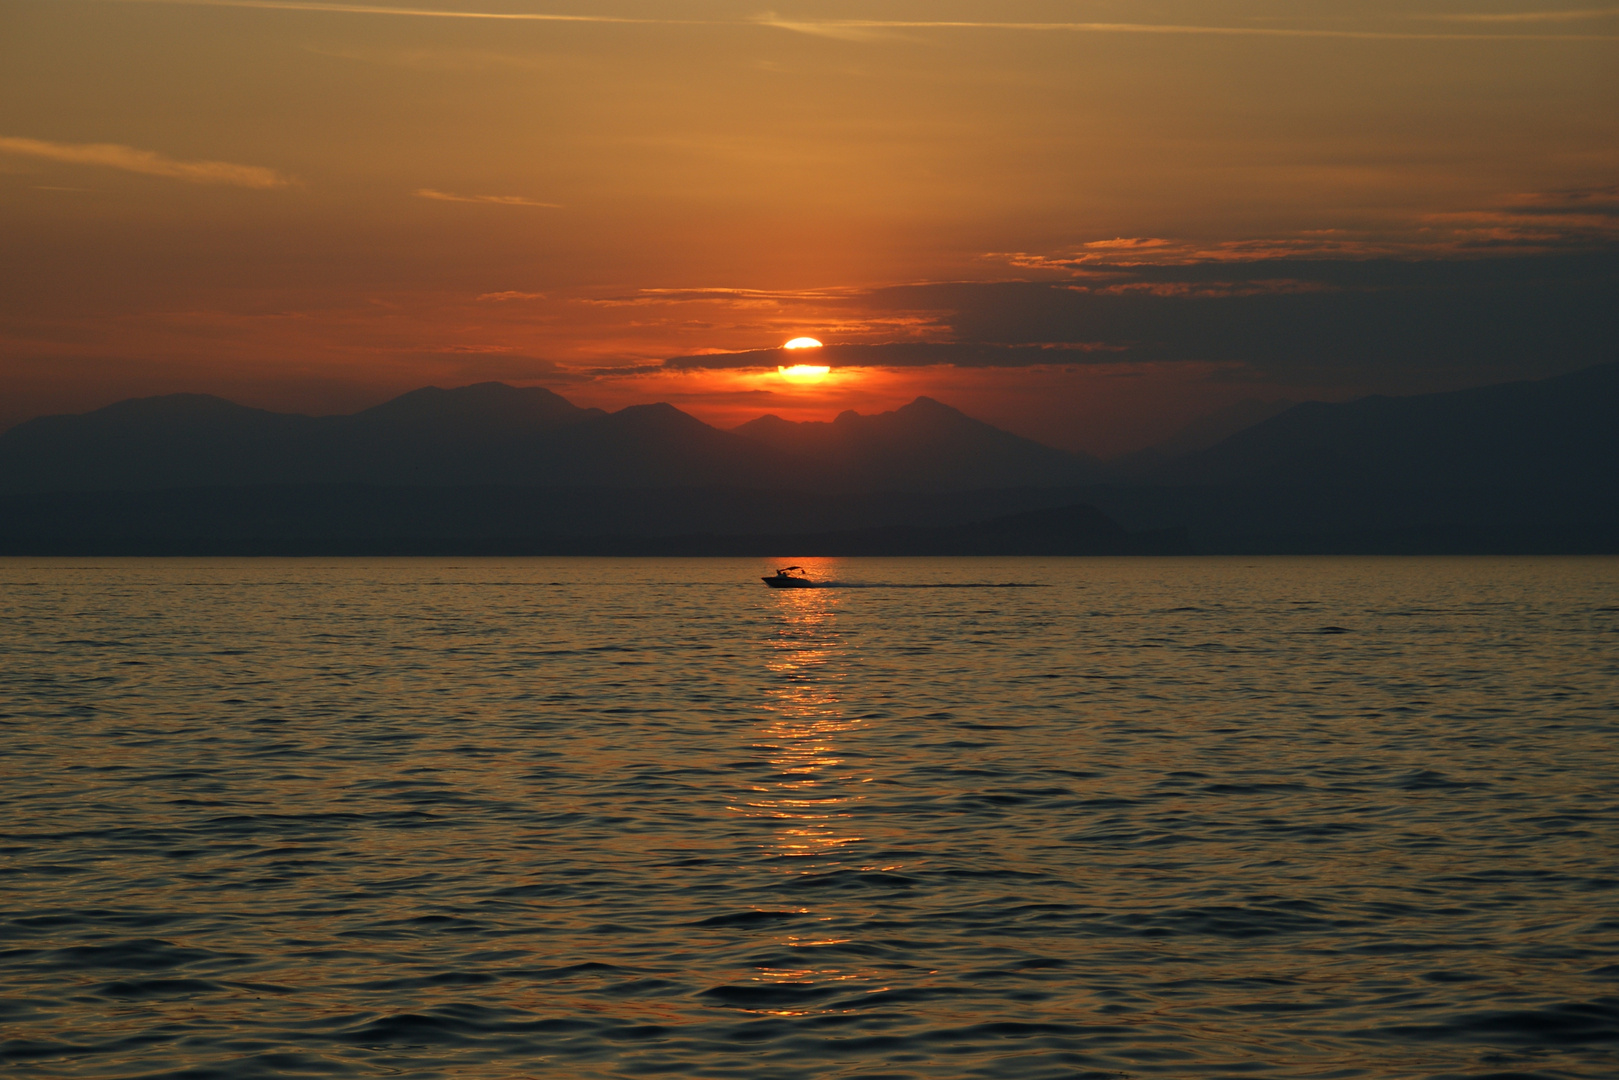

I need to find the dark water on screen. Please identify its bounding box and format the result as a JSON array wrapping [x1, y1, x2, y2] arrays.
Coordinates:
[[2, 556, 1617, 1079]]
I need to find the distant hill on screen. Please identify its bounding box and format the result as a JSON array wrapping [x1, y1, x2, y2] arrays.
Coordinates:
[[734, 396, 1099, 490], [1154, 397, 1296, 458], [0, 491, 1185, 556], [3, 363, 1617, 553], [1162, 361, 1619, 488], [0, 384, 1096, 494], [0, 383, 617, 492], [1105, 397, 1295, 481]]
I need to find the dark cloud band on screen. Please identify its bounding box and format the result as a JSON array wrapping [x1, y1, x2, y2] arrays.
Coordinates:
[[655, 252, 1619, 384]]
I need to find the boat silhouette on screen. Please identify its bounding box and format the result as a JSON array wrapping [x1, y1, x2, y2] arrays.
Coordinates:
[[762, 566, 816, 588]]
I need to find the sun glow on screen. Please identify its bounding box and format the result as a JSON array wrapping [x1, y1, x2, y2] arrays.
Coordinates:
[[779, 337, 827, 380], [778, 364, 831, 381]]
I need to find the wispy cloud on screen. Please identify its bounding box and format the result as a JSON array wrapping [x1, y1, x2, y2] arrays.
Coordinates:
[[105, 0, 700, 23], [752, 15, 1619, 42], [1418, 7, 1619, 22], [580, 286, 867, 308], [660, 341, 1123, 371], [0, 136, 290, 188], [1511, 184, 1619, 215], [416, 188, 560, 208], [749, 15, 896, 42], [987, 189, 1619, 272], [87, 1, 1619, 41], [477, 290, 547, 301], [989, 236, 1413, 272]]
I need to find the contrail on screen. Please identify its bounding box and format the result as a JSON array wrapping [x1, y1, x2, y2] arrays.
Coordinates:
[[757, 16, 1619, 43], [92, 0, 1619, 41]]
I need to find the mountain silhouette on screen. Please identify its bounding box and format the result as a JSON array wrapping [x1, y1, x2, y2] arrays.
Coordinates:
[[0, 385, 1095, 493], [0, 493, 1187, 556], [0, 393, 328, 493], [1162, 361, 1619, 488], [3, 363, 1616, 553], [733, 396, 1098, 490]]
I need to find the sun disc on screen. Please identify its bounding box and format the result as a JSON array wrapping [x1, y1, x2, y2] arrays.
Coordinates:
[[783, 336, 823, 349], [778, 364, 831, 381]]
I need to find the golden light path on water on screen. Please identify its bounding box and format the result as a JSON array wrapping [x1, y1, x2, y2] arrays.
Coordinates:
[[742, 571, 886, 1014]]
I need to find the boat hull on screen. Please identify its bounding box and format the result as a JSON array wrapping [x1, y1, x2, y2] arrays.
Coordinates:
[[762, 576, 817, 588]]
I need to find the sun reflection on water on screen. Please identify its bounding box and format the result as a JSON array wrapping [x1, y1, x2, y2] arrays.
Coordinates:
[[728, 567, 892, 1013], [753, 583, 862, 862]]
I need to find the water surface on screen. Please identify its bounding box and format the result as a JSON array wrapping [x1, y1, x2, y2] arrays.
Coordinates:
[[2, 557, 1617, 1078]]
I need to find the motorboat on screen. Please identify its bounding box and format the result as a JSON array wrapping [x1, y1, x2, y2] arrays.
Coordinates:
[[762, 566, 817, 588]]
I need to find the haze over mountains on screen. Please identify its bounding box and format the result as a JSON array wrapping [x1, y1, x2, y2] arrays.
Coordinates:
[[1, 361, 1615, 553]]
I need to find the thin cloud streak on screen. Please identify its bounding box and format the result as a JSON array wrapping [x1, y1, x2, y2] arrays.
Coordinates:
[[103, 0, 703, 23], [1420, 7, 1619, 22], [90, 2, 1619, 41], [416, 188, 560, 207], [755, 16, 1619, 43], [0, 136, 289, 187]]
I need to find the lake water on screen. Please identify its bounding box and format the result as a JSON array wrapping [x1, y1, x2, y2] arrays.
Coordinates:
[[2, 556, 1617, 1079]]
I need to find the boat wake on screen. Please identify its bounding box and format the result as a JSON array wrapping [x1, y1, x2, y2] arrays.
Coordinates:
[[817, 581, 1046, 589]]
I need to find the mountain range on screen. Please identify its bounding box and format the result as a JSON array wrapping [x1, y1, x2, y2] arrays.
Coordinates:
[[0, 386, 1097, 494], [1, 361, 1616, 553], [1160, 361, 1619, 489]]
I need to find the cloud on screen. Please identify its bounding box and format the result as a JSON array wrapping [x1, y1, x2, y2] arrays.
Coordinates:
[[753, 15, 1619, 43], [989, 190, 1619, 275], [87, 1, 1619, 41], [624, 244, 1619, 390], [105, 0, 696, 24], [1508, 184, 1619, 217], [0, 136, 290, 188], [749, 14, 898, 42], [477, 291, 546, 301], [416, 188, 560, 208], [661, 342, 1123, 371], [868, 254, 1619, 383], [1084, 237, 1176, 251], [989, 236, 1416, 272], [580, 286, 867, 308], [1088, 279, 1338, 299], [1419, 7, 1619, 22]]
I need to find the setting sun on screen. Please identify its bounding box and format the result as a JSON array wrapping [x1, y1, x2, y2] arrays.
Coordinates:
[[778, 364, 831, 382], [783, 337, 823, 349]]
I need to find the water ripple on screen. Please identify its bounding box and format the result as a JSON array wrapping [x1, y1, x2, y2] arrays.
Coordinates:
[[1, 556, 1616, 1078]]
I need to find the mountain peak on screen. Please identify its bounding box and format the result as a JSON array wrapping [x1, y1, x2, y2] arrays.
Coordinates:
[[725, 397, 1097, 489], [733, 413, 799, 437], [97, 392, 271, 420], [359, 382, 600, 429], [0, 384, 1095, 494], [605, 401, 714, 433]]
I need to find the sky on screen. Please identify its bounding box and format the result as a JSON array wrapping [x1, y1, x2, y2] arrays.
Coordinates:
[[1, 0, 1616, 455]]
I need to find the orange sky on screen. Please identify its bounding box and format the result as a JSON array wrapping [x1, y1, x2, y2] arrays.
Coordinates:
[[2, 0, 1616, 454]]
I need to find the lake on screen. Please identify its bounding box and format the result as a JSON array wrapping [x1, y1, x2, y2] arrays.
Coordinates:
[[2, 556, 1617, 1078]]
